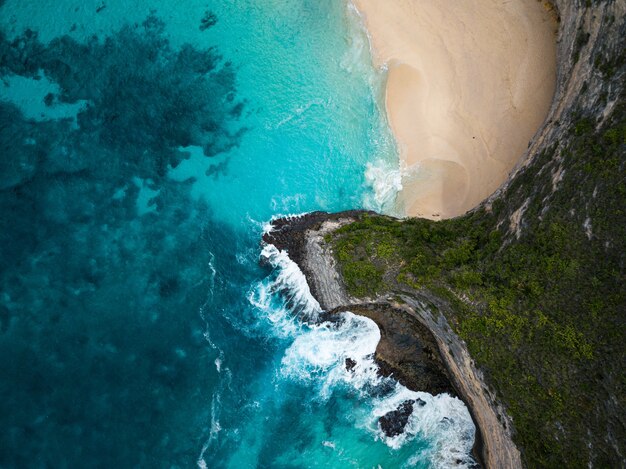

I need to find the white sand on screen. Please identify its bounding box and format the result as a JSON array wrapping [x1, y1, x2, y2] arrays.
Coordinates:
[[353, 0, 557, 219]]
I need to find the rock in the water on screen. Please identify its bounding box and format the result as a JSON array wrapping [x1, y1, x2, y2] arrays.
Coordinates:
[[379, 399, 416, 437], [345, 357, 357, 372]]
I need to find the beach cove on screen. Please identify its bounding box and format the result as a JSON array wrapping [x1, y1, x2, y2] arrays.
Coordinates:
[[353, 0, 558, 218], [283, 0, 626, 466]]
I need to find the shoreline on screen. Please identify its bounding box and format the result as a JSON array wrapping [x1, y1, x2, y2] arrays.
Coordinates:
[[261, 0, 626, 464], [263, 211, 521, 467], [351, 0, 557, 219]]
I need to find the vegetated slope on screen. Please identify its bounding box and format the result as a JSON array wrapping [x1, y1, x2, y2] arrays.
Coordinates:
[[329, 1, 625, 467]]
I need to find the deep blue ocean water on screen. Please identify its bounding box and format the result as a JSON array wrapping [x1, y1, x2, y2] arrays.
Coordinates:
[[0, 1, 475, 467]]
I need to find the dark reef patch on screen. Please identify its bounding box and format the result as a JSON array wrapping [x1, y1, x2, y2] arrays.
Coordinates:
[[200, 11, 218, 31], [1, 15, 244, 181], [0, 13, 245, 467]]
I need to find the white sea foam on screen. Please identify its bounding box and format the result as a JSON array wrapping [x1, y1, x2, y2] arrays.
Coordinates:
[[265, 211, 312, 233], [340, 4, 369, 74], [261, 220, 275, 236], [197, 393, 223, 469], [259, 244, 321, 319], [367, 385, 475, 467], [248, 244, 322, 337], [281, 312, 381, 398], [364, 159, 403, 215], [207, 251, 216, 294], [270, 194, 307, 214], [402, 394, 476, 468], [280, 311, 475, 468], [253, 246, 475, 467], [344, 0, 384, 94]]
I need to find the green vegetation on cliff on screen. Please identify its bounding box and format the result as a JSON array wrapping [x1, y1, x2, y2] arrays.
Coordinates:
[[330, 83, 625, 468]]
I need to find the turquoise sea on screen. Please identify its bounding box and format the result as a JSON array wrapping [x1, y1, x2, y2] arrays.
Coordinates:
[[0, 1, 475, 467]]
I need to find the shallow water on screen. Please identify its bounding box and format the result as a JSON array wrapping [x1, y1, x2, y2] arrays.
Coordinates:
[[0, 1, 474, 467]]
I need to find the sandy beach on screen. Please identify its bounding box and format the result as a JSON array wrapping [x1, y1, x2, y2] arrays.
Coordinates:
[[353, 0, 557, 219]]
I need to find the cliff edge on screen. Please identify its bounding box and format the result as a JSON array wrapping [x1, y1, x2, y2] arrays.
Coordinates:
[[265, 212, 520, 468]]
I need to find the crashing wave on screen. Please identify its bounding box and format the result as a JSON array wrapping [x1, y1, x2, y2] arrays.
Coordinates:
[[281, 311, 475, 468], [250, 244, 476, 468], [248, 244, 322, 337]]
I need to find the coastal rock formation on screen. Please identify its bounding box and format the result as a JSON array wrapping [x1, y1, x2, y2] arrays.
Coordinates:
[[264, 211, 366, 308], [264, 212, 501, 467], [331, 303, 455, 397], [379, 399, 424, 438]]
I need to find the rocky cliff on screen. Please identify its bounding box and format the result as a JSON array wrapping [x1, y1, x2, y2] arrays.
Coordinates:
[[264, 211, 523, 468]]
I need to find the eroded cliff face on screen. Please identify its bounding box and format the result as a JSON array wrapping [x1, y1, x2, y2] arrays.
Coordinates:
[[263, 213, 507, 468], [482, 3, 626, 463], [489, 0, 625, 239]]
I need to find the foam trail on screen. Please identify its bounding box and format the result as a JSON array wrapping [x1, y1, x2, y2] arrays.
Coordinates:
[[197, 393, 223, 469], [200, 251, 223, 351], [271, 98, 329, 130], [364, 159, 403, 214]]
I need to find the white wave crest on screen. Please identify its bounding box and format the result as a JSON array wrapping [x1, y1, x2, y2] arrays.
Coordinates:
[[370, 386, 476, 468], [281, 312, 381, 398], [250, 246, 475, 467], [264, 211, 313, 235], [248, 244, 322, 337]]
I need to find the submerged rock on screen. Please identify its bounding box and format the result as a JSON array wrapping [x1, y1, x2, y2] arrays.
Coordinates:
[[200, 11, 218, 31]]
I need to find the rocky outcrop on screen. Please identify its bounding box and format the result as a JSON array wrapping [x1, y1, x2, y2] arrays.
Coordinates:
[[331, 303, 455, 397], [379, 399, 424, 438], [264, 211, 369, 309], [264, 211, 516, 468]]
